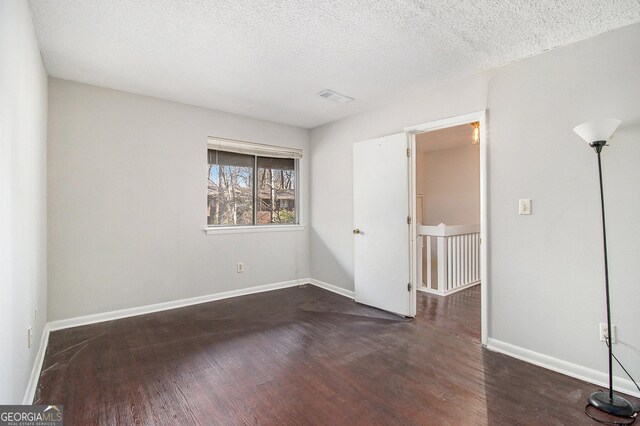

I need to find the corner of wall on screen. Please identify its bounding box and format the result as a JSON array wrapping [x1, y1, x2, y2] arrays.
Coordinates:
[[0, 0, 49, 404]]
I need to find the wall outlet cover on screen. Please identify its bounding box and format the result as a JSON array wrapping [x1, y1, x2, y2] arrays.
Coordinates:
[[599, 323, 617, 344], [519, 199, 532, 215]]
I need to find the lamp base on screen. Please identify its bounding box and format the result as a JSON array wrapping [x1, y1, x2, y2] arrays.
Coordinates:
[[588, 391, 636, 417]]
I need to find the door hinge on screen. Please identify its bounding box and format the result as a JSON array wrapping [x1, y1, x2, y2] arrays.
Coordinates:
[[408, 283, 412, 292], [407, 216, 412, 225], [406, 148, 411, 157]]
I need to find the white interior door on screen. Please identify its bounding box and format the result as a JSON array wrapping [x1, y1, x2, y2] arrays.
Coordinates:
[[353, 133, 414, 317]]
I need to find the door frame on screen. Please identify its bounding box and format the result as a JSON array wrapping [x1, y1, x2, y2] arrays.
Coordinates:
[[404, 110, 489, 345]]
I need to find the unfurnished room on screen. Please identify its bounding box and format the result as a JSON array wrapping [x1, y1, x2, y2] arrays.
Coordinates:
[[1, 0, 639, 424]]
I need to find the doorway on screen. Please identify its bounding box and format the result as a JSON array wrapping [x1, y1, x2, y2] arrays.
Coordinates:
[[406, 111, 488, 345], [351, 111, 488, 343]]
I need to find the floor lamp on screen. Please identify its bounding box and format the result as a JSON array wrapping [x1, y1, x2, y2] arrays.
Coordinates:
[[573, 119, 636, 418]]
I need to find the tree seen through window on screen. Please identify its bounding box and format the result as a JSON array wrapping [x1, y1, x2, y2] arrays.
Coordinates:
[[208, 150, 296, 226]]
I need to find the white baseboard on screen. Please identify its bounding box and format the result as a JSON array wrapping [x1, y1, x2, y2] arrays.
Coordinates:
[[28, 283, 638, 407], [23, 323, 51, 404], [418, 280, 480, 296], [48, 279, 307, 331], [308, 278, 355, 299], [24, 277, 355, 405], [47, 278, 356, 332], [486, 338, 640, 398]]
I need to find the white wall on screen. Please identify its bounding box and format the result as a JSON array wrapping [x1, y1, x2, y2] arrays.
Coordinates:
[[0, 1, 48, 404], [48, 79, 309, 320], [416, 145, 480, 225], [310, 23, 640, 391]]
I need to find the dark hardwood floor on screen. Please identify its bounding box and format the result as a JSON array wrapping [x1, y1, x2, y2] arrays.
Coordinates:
[[36, 285, 637, 425]]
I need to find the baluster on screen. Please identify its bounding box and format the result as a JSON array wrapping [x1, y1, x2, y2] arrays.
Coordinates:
[[450, 236, 455, 290], [476, 233, 479, 281], [417, 235, 423, 289], [458, 236, 461, 287], [452, 236, 457, 288], [462, 235, 466, 286], [462, 235, 466, 285], [448, 236, 453, 291], [426, 236, 432, 290], [468, 234, 472, 284], [472, 234, 476, 282], [456, 236, 460, 288], [475, 233, 479, 281], [439, 235, 448, 293], [457, 235, 461, 288], [464, 234, 469, 285], [447, 236, 452, 291]]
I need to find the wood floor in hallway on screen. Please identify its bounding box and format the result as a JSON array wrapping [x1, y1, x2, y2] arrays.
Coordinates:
[[36, 284, 637, 425]]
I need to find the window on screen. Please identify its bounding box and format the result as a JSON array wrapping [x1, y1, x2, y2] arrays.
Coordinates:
[[207, 150, 255, 226], [207, 138, 301, 228], [257, 157, 296, 224]]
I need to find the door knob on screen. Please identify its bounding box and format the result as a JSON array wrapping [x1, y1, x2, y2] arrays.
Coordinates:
[[353, 228, 361, 235]]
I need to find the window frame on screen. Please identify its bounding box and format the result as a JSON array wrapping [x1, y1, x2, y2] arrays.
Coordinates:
[[205, 137, 304, 235]]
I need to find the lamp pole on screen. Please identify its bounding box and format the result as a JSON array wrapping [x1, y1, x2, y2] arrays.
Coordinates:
[[591, 141, 613, 401], [585, 140, 635, 417]]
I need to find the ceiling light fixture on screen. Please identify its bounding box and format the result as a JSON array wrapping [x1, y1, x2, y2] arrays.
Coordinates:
[[471, 122, 480, 144], [317, 89, 354, 104]]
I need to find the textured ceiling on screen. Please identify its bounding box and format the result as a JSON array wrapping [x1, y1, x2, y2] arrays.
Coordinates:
[[28, 0, 640, 128]]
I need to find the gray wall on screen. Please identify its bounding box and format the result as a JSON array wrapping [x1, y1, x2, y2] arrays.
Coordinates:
[[0, 1, 48, 404], [310, 24, 640, 388], [48, 79, 310, 320], [487, 23, 640, 389]]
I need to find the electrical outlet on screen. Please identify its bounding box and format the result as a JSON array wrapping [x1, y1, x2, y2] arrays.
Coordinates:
[[237, 262, 244, 273], [28, 326, 33, 349], [599, 323, 617, 344], [519, 199, 532, 215]]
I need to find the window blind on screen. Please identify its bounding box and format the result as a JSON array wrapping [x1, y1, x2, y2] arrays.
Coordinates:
[[208, 150, 254, 167], [257, 157, 295, 170]]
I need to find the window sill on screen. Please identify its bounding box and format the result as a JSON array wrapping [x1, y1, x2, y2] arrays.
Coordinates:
[[204, 225, 305, 235]]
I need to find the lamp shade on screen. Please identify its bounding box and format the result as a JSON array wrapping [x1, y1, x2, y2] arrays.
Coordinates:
[[573, 119, 621, 143]]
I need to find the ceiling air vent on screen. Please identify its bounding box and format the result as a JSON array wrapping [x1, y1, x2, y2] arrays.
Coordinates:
[[317, 89, 354, 104]]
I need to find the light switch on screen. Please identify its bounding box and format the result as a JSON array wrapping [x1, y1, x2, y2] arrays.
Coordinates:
[[519, 199, 532, 215]]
